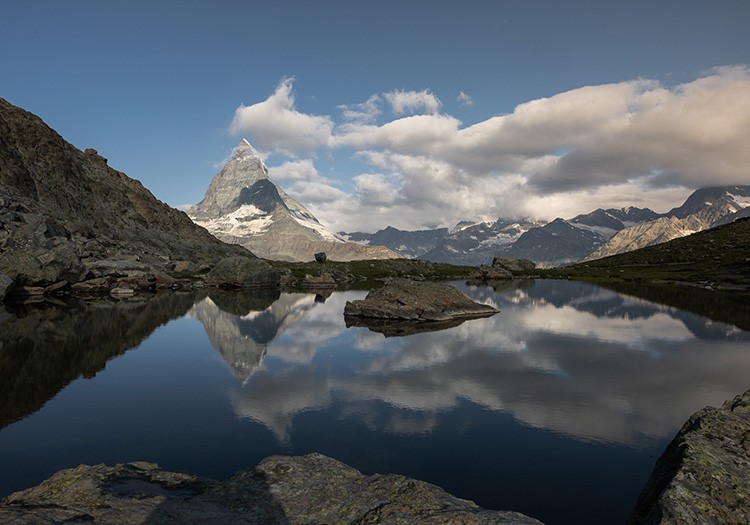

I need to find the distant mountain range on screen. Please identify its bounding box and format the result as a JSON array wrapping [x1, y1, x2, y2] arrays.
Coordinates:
[[190, 140, 399, 262], [187, 140, 749, 268], [342, 186, 750, 267]]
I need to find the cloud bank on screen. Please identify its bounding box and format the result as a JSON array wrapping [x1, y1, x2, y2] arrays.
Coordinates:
[[230, 66, 750, 232]]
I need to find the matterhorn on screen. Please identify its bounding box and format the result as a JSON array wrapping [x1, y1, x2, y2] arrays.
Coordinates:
[[189, 140, 399, 262]]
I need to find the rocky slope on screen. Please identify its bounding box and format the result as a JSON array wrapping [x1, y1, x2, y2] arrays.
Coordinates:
[[342, 225, 450, 258], [563, 217, 750, 290], [0, 453, 543, 524], [190, 140, 399, 263], [584, 186, 750, 261], [0, 98, 248, 290], [629, 390, 750, 524]]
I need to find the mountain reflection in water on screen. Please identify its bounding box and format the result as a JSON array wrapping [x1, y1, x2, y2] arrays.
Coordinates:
[[192, 280, 750, 447], [1, 280, 749, 525]]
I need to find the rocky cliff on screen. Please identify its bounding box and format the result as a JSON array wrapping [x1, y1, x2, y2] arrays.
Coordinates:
[[190, 140, 400, 262], [0, 98, 248, 289]]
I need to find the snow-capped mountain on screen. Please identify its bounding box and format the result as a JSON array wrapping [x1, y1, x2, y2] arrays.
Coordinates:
[[190, 140, 399, 262], [342, 186, 749, 267], [341, 226, 450, 259], [584, 186, 750, 261], [420, 218, 545, 265]]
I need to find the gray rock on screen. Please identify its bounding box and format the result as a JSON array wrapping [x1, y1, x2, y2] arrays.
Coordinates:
[[629, 390, 750, 524], [0, 454, 543, 524], [314, 251, 327, 263], [492, 256, 536, 272], [0, 272, 12, 301], [206, 256, 281, 288], [344, 278, 498, 322]]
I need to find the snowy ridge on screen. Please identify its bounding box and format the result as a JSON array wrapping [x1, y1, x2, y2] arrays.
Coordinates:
[[194, 204, 274, 237]]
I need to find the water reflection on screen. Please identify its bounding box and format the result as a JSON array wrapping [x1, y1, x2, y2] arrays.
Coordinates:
[[198, 280, 750, 447], [0, 293, 196, 429]]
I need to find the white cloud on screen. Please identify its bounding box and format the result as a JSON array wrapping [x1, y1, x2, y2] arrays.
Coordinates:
[[230, 78, 333, 156], [268, 159, 324, 183], [457, 91, 473, 107], [339, 94, 381, 124], [383, 89, 442, 115], [230, 67, 750, 231]]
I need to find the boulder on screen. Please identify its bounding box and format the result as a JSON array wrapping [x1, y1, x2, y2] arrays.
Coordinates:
[[469, 265, 512, 282], [491, 256, 536, 273], [629, 390, 750, 524], [0, 454, 543, 524], [314, 251, 327, 263], [344, 278, 498, 322], [206, 256, 281, 288]]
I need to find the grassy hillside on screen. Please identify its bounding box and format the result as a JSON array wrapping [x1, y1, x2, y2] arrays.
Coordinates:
[[553, 217, 750, 290]]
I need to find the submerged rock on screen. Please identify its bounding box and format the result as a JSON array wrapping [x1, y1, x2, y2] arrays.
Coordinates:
[[0, 453, 543, 524], [344, 278, 498, 323], [629, 390, 750, 524]]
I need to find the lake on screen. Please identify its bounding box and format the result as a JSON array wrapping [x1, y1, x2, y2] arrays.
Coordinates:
[[1, 279, 749, 524]]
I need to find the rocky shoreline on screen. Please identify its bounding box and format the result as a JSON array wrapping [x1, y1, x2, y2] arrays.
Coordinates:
[[0, 454, 543, 525], [2, 391, 748, 524]]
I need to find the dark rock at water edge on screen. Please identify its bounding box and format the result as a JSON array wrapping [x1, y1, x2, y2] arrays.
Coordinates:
[[344, 278, 498, 322], [0, 453, 543, 524], [345, 314, 487, 337], [629, 389, 750, 524]]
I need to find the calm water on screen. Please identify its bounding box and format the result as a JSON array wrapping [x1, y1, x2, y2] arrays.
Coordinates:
[[1, 280, 749, 524]]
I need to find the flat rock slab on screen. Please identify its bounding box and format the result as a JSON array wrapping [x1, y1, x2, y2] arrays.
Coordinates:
[[629, 390, 750, 524], [0, 453, 543, 524], [344, 278, 498, 323]]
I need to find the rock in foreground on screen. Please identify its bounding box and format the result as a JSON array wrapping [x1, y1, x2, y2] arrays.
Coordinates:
[[629, 390, 750, 524], [344, 278, 498, 324], [0, 453, 543, 524]]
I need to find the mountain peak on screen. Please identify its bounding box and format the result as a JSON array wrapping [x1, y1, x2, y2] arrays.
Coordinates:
[[232, 138, 261, 160]]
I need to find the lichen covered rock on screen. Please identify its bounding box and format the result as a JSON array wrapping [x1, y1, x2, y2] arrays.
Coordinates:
[[0, 454, 543, 524], [629, 390, 750, 524]]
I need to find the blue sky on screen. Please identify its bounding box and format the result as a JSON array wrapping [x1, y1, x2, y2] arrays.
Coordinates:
[[2, 1, 749, 231]]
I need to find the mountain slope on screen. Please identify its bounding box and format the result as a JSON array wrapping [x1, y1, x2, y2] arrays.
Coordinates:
[[585, 186, 750, 261], [0, 98, 247, 286], [341, 226, 449, 259], [568, 217, 750, 290], [420, 218, 544, 265], [190, 140, 399, 262]]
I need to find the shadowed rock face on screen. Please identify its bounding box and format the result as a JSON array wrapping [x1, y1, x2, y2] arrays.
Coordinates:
[[0, 98, 248, 288], [0, 454, 543, 524], [344, 278, 498, 327], [629, 390, 750, 525]]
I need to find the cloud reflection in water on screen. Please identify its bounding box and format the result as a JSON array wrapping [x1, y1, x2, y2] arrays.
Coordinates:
[[192, 281, 750, 447]]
